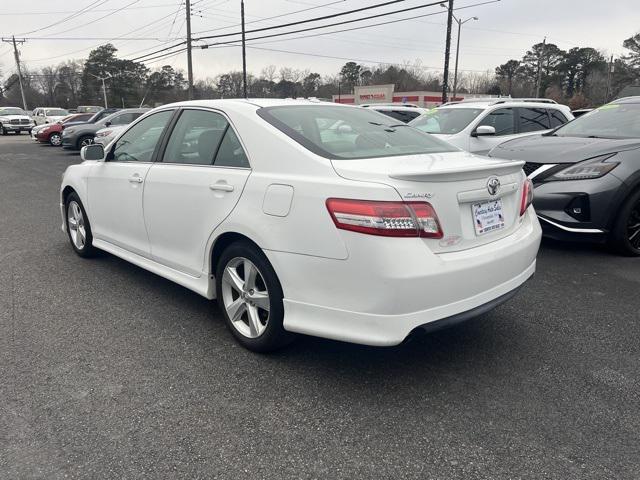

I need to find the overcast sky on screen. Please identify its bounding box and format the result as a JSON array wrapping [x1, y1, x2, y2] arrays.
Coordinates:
[[1, 0, 638, 81]]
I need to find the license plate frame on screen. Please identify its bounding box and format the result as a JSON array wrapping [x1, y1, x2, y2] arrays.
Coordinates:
[[472, 199, 505, 236]]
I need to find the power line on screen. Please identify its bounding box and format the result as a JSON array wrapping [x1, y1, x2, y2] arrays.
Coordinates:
[[42, 0, 143, 38], [195, 0, 415, 40], [0, 3, 178, 15], [199, 0, 497, 50], [192, 0, 347, 35], [16, 0, 108, 36], [131, 0, 439, 62]]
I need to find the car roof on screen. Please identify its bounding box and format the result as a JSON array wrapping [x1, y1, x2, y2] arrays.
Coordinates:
[[613, 96, 640, 104], [366, 105, 427, 112], [159, 98, 345, 110], [439, 100, 567, 110]]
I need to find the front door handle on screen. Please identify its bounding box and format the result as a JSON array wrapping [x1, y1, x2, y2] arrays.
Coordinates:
[[209, 183, 234, 192], [128, 175, 143, 184]]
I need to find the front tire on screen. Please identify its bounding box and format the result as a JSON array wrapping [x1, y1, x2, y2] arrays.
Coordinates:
[[65, 192, 98, 257], [610, 189, 640, 256], [49, 132, 62, 146], [215, 241, 294, 352]]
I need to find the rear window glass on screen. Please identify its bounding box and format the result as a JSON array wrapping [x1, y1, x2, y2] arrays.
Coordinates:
[[257, 105, 456, 160]]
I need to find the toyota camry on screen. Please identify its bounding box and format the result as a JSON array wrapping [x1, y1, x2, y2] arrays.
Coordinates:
[[60, 99, 541, 352]]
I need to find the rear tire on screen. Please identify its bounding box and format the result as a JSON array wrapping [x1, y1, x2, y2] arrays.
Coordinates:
[[77, 135, 94, 149], [609, 188, 640, 256], [215, 241, 294, 352]]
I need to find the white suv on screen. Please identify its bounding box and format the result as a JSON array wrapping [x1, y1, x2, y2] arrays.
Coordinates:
[[409, 99, 574, 154]]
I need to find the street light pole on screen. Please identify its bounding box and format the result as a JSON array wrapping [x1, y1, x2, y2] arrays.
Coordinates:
[[89, 73, 112, 108], [452, 16, 478, 100]]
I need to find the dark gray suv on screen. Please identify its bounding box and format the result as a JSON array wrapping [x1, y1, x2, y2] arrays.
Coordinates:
[[62, 108, 149, 150], [489, 96, 640, 256]]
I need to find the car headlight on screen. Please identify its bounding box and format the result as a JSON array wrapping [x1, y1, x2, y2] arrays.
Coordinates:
[[547, 153, 619, 181], [96, 130, 112, 137]]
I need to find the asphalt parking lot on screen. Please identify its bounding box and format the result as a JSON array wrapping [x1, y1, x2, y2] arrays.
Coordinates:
[[1, 134, 639, 479]]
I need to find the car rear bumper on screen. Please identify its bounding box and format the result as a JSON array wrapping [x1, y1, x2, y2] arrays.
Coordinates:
[[267, 208, 541, 346]]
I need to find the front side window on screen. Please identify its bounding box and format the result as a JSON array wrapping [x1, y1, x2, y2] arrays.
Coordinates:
[[110, 110, 173, 163], [258, 105, 456, 160], [519, 107, 551, 133], [477, 108, 515, 136], [110, 112, 142, 126], [410, 108, 484, 135], [554, 103, 640, 139]]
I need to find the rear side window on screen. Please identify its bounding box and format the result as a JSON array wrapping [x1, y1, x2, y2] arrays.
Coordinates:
[[214, 128, 250, 168], [258, 105, 456, 160], [519, 107, 551, 132], [548, 109, 568, 128], [477, 108, 515, 136]]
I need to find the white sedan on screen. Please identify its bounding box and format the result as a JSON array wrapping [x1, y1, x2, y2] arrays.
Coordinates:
[[60, 99, 541, 352]]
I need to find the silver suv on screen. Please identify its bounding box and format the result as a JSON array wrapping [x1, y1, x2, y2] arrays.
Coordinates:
[[409, 98, 574, 154]]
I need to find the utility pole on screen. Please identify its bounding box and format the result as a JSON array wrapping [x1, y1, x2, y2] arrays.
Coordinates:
[[1, 36, 28, 111], [535, 37, 546, 98], [605, 54, 614, 103], [89, 73, 111, 108], [186, 0, 194, 100], [441, 0, 454, 104], [241, 0, 248, 99]]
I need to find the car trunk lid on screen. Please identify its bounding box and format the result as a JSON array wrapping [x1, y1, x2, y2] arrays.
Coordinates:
[[331, 152, 526, 253]]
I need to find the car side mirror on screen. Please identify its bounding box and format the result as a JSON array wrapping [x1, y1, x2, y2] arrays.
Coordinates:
[[104, 121, 111, 127], [81, 143, 105, 162], [472, 125, 496, 137]]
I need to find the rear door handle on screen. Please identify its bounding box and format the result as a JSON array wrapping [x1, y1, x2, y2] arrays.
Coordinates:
[[128, 175, 143, 184], [209, 183, 234, 192]]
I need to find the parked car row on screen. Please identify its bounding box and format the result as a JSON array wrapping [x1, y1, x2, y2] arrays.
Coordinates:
[[27, 107, 150, 149]]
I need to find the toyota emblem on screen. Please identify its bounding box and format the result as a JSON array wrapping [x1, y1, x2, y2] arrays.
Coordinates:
[[487, 176, 501, 196]]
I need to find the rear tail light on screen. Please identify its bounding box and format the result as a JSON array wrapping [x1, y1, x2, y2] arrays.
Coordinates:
[[326, 198, 443, 238], [520, 178, 534, 216]]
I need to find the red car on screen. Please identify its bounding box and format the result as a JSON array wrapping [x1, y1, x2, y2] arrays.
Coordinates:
[[35, 113, 94, 146]]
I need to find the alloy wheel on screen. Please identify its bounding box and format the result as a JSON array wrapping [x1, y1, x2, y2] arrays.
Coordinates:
[[50, 133, 62, 146], [80, 137, 94, 147], [67, 201, 87, 250], [628, 198, 640, 251], [221, 257, 270, 339]]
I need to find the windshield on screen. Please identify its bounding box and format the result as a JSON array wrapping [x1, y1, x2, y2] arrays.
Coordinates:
[[554, 103, 640, 139], [45, 109, 68, 117], [0, 107, 26, 116], [409, 108, 484, 134], [258, 105, 456, 160]]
